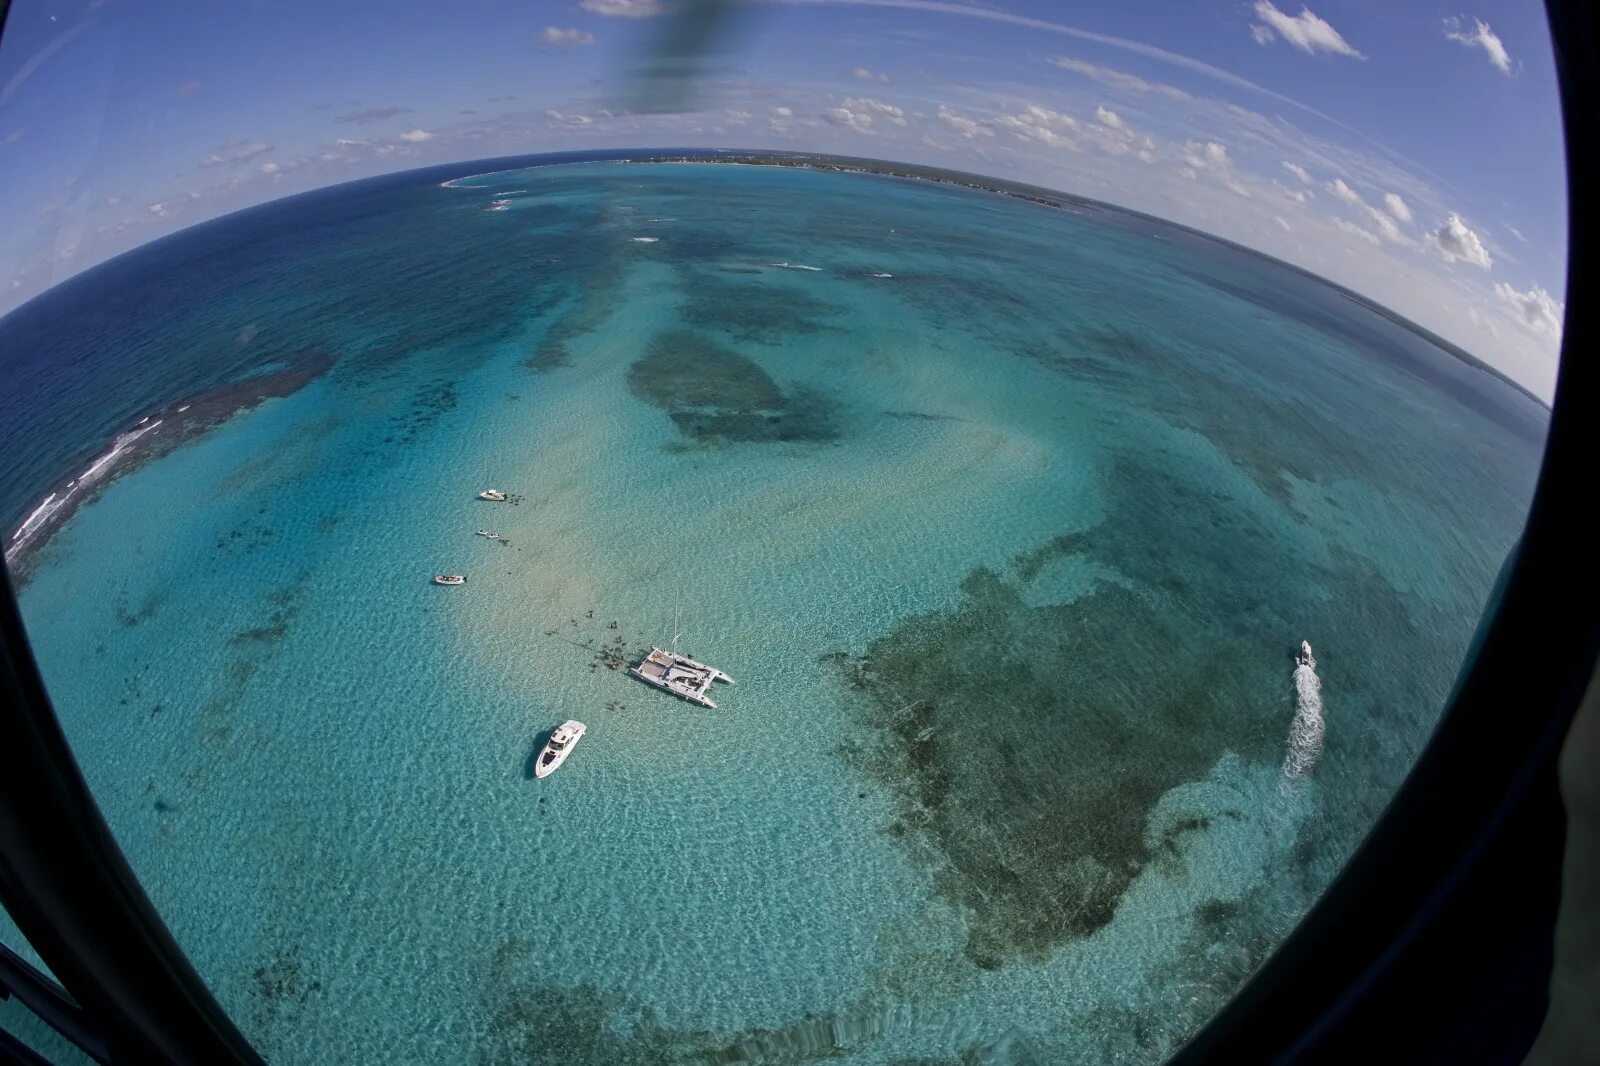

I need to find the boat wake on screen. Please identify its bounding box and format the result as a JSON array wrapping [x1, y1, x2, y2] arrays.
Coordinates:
[[1281, 643, 1324, 781], [769, 261, 822, 271]]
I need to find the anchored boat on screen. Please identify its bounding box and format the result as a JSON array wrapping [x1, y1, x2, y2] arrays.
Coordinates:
[[534, 720, 586, 778], [478, 489, 508, 501], [434, 574, 466, 586], [629, 595, 733, 707]]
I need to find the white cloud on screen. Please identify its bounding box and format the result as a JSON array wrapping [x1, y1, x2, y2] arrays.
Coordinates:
[[199, 141, 273, 168], [770, 106, 793, 117], [398, 129, 434, 142], [994, 104, 1080, 150], [1333, 217, 1380, 245], [1281, 160, 1312, 183], [1084, 107, 1154, 159], [1444, 17, 1513, 75], [1274, 215, 1291, 232], [1326, 177, 1363, 206], [937, 104, 993, 139], [1181, 140, 1249, 196], [545, 110, 594, 127], [1494, 281, 1564, 338], [540, 26, 596, 45], [1052, 56, 1192, 101], [853, 67, 891, 84], [1425, 213, 1493, 268], [579, 0, 665, 16], [823, 96, 906, 133], [1250, 2, 1364, 58], [724, 109, 751, 123], [259, 162, 281, 174], [1324, 178, 1414, 246]]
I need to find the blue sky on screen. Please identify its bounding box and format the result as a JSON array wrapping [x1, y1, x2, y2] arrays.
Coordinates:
[[0, 0, 1568, 396]]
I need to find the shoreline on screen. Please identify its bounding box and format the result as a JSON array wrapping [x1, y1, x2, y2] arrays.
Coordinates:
[[5, 353, 336, 589]]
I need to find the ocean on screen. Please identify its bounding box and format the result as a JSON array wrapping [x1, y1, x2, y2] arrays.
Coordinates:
[[0, 153, 1548, 1063]]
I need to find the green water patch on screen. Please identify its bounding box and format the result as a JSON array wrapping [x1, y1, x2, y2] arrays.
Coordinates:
[[626, 330, 840, 447]]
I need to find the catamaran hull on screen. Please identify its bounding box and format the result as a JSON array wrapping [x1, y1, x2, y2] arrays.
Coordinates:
[[628, 668, 718, 708]]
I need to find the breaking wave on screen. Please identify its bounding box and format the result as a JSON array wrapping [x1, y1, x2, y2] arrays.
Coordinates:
[[5, 419, 162, 567]]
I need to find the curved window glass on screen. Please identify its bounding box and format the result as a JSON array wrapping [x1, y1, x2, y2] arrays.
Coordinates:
[[0, 1, 1565, 1062]]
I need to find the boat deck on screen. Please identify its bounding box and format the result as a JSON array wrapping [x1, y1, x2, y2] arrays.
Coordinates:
[[629, 647, 733, 707]]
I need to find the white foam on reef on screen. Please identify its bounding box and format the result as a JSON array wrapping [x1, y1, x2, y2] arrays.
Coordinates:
[[11, 494, 59, 543], [6, 419, 162, 564], [487, 200, 513, 212], [770, 262, 822, 271], [630, 236, 659, 243], [1281, 658, 1325, 780]]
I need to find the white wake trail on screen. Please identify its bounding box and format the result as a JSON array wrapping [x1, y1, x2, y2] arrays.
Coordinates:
[[1282, 653, 1324, 780]]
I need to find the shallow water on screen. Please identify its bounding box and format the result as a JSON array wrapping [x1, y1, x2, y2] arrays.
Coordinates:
[[0, 155, 1546, 1063]]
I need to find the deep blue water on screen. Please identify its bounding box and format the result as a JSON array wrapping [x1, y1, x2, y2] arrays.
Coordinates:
[[0, 153, 1547, 1063]]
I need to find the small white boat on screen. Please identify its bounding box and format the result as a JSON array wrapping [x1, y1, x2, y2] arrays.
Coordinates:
[[1297, 641, 1316, 669], [476, 530, 502, 540], [478, 489, 508, 502], [534, 720, 586, 778], [434, 574, 466, 586], [868, 272, 893, 278]]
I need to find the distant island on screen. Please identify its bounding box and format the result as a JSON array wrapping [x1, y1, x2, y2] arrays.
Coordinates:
[[620, 149, 1547, 410]]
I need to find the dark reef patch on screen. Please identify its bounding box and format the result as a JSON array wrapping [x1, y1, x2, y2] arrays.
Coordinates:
[[482, 938, 863, 1065], [5, 350, 337, 588], [248, 945, 322, 1037], [831, 448, 1463, 971], [113, 587, 166, 628], [386, 380, 459, 445], [679, 271, 845, 345], [627, 330, 839, 447], [1011, 531, 1093, 583]]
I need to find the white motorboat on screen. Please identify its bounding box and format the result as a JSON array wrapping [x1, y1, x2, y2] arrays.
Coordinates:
[[478, 489, 508, 501], [434, 574, 466, 586], [1297, 641, 1316, 669], [476, 530, 502, 539], [534, 720, 586, 778]]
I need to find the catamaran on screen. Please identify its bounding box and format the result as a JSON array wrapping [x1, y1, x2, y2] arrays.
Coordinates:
[[534, 720, 586, 778], [629, 595, 734, 708]]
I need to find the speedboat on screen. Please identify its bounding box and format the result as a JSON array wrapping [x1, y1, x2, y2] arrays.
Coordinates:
[[434, 574, 466, 586], [1297, 641, 1316, 669], [534, 720, 586, 778], [478, 489, 508, 502], [475, 530, 502, 539]]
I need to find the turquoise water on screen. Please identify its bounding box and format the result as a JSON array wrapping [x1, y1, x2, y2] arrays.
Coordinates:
[[0, 157, 1547, 1063]]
